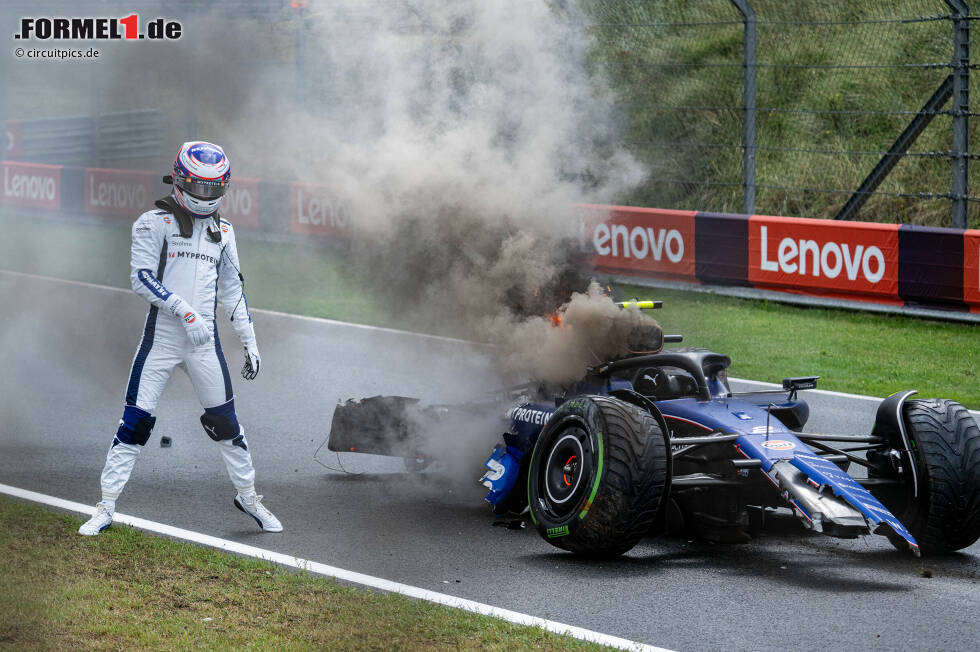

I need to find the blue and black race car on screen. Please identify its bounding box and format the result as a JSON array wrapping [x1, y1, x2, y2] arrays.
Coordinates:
[[329, 301, 980, 557]]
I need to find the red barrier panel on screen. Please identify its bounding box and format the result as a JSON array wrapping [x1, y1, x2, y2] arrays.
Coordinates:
[[748, 215, 901, 304], [585, 205, 697, 280], [5, 120, 22, 158], [965, 230, 980, 311], [220, 176, 260, 229], [289, 181, 351, 237], [1, 161, 61, 210], [85, 167, 156, 219]]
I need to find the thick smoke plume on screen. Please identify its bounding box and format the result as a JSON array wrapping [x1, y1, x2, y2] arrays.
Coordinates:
[[98, 0, 650, 382], [498, 281, 661, 385], [276, 0, 649, 382]]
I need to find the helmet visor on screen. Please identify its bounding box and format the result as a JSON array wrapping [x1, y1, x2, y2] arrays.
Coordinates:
[[174, 175, 229, 200]]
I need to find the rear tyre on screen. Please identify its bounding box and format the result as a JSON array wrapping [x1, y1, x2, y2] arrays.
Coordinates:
[[527, 396, 669, 557], [886, 399, 980, 554]]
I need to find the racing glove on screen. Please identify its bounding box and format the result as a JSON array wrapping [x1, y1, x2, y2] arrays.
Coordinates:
[[242, 343, 261, 380], [164, 295, 212, 347]]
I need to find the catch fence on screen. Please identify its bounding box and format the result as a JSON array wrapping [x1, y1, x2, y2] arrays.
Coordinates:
[[5, 109, 164, 168], [585, 0, 979, 228]]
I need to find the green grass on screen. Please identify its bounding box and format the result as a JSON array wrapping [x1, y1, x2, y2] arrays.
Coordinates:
[[617, 283, 980, 408], [0, 213, 388, 328], [0, 496, 609, 651], [2, 211, 977, 407]]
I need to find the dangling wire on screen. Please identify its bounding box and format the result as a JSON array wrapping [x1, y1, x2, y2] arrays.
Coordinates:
[[218, 242, 247, 321], [313, 435, 364, 475]]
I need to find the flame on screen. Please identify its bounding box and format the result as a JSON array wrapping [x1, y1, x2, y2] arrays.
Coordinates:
[[548, 311, 562, 327]]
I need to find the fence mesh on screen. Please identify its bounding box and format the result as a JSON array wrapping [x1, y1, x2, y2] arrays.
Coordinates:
[[3, 1, 979, 228], [584, 0, 979, 227]]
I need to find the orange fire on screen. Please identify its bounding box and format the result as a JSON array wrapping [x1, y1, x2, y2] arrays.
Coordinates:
[[548, 312, 562, 327]]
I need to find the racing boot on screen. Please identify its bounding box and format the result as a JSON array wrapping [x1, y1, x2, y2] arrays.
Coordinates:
[[77, 501, 114, 536], [234, 493, 283, 532]]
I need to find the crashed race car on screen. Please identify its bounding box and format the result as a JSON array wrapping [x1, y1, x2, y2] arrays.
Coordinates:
[[328, 300, 980, 558]]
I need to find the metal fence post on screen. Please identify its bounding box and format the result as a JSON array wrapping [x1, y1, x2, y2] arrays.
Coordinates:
[[730, 0, 757, 215], [946, 0, 970, 229]]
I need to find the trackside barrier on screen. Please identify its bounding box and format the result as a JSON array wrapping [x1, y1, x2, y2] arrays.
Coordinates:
[[748, 215, 900, 305], [1, 161, 975, 314], [289, 181, 352, 238], [583, 205, 696, 280], [586, 205, 980, 313], [4, 164, 351, 240], [84, 168, 161, 220], [1, 161, 62, 211], [966, 230, 980, 313]]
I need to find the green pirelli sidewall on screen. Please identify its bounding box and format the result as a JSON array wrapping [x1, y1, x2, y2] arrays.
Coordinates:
[[579, 429, 603, 520]]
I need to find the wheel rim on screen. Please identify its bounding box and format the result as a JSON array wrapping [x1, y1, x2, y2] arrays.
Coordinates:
[[539, 426, 593, 518]]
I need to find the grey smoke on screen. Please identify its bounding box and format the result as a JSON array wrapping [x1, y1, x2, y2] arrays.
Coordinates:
[[10, 2, 657, 478], [97, 2, 650, 379], [269, 1, 649, 379]]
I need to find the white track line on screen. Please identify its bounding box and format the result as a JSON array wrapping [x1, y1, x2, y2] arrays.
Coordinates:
[[4, 268, 977, 417], [0, 269, 478, 347], [730, 377, 980, 419], [0, 483, 668, 652]]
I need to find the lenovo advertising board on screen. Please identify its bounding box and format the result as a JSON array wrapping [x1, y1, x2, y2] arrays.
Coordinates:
[[965, 230, 980, 311], [289, 181, 351, 238], [2, 161, 61, 210], [586, 205, 696, 280], [749, 215, 900, 303], [220, 176, 260, 230], [84, 167, 156, 219]]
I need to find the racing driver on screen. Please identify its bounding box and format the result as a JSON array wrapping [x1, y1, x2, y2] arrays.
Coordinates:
[[79, 141, 282, 535]]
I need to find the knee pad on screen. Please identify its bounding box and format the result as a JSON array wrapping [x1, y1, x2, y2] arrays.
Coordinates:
[[115, 405, 156, 446], [201, 399, 240, 442]]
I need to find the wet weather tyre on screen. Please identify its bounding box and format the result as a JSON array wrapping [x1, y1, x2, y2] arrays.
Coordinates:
[[527, 395, 669, 557], [887, 399, 980, 554]]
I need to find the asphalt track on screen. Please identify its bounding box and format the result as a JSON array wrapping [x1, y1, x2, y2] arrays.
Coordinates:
[[2, 271, 978, 651]]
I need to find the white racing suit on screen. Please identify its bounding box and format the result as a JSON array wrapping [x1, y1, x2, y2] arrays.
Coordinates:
[[99, 203, 258, 502]]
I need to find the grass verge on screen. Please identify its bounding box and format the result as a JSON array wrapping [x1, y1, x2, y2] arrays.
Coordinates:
[[616, 283, 980, 408], [0, 212, 386, 328], [2, 211, 977, 407], [0, 496, 609, 651]]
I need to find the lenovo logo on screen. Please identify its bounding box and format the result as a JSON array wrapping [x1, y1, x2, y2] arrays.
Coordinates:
[[222, 186, 253, 218], [586, 207, 697, 278], [759, 225, 886, 284], [593, 223, 685, 263], [296, 186, 349, 228], [87, 174, 147, 210], [290, 181, 352, 238], [749, 216, 898, 296], [1, 162, 60, 209], [3, 166, 56, 201]]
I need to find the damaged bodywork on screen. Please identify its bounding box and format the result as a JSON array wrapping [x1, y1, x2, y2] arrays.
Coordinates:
[[328, 302, 980, 558]]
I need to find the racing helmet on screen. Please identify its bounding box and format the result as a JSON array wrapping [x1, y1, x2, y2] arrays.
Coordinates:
[[171, 141, 231, 217]]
